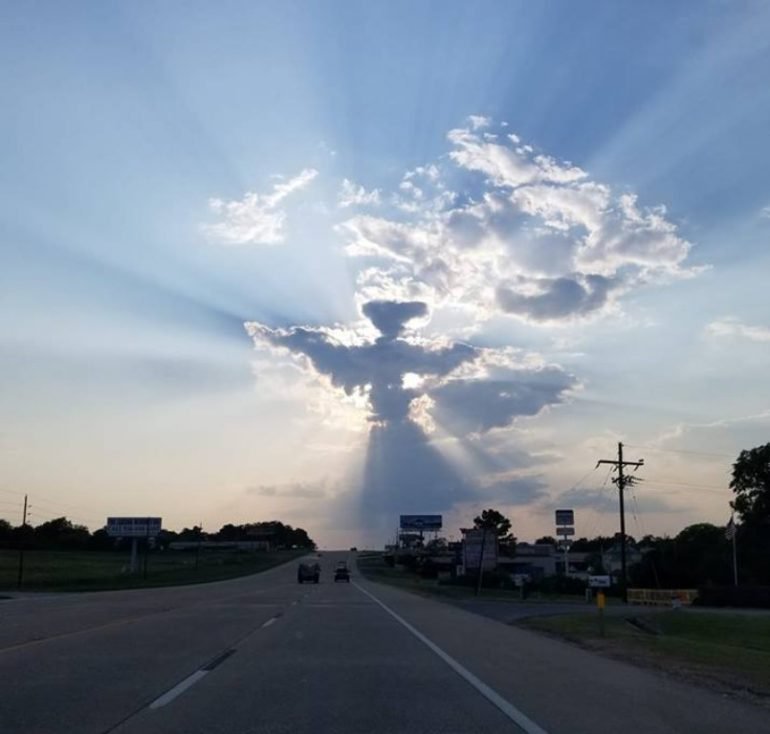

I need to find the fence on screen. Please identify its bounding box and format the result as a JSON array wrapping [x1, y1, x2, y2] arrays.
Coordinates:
[[628, 588, 698, 606]]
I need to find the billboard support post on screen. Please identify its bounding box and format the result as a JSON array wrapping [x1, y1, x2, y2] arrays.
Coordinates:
[[106, 517, 162, 575], [475, 526, 487, 596], [130, 538, 139, 574]]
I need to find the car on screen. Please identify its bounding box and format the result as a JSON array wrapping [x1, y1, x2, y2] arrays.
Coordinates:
[[334, 562, 351, 582], [297, 562, 320, 584], [349, 547, 358, 552]]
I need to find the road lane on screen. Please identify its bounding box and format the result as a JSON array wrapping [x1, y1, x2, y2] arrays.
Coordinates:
[[0, 557, 310, 734], [354, 572, 770, 734], [1, 551, 769, 734], [113, 557, 520, 734]]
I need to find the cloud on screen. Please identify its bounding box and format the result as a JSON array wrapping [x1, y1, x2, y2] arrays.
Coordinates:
[[203, 168, 318, 245], [338, 179, 381, 208], [338, 119, 696, 324], [496, 274, 617, 322], [429, 366, 575, 434], [481, 474, 548, 505], [557, 486, 676, 514], [706, 317, 770, 342], [247, 482, 327, 499], [246, 300, 574, 433], [360, 300, 428, 338], [760, 205, 770, 219]]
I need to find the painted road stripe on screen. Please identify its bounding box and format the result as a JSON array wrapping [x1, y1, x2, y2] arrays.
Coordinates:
[[149, 670, 208, 709], [353, 582, 549, 734], [150, 649, 236, 709], [201, 648, 236, 671], [261, 616, 278, 628]]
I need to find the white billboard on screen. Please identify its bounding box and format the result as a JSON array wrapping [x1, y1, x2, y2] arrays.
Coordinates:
[[106, 517, 162, 538]]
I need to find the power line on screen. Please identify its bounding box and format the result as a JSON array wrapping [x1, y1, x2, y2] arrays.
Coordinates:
[[561, 466, 599, 495], [642, 478, 727, 493], [623, 444, 732, 460]]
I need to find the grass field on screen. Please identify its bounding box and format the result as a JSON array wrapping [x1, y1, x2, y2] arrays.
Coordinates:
[[0, 548, 307, 592], [522, 610, 770, 699]]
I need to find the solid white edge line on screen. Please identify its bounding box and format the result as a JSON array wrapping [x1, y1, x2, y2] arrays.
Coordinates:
[[149, 670, 208, 709], [353, 582, 549, 734], [261, 616, 278, 628]]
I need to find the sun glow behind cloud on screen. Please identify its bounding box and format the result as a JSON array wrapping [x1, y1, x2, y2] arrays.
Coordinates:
[[4, 2, 770, 547]]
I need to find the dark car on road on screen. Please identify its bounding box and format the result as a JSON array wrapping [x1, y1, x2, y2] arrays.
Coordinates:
[[297, 562, 320, 584], [334, 562, 350, 582]]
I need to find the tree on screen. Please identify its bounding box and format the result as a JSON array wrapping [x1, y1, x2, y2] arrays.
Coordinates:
[[731, 443, 770, 525], [33, 517, 90, 549], [0, 518, 12, 547], [473, 508, 512, 538], [474, 508, 515, 555], [534, 536, 556, 545]]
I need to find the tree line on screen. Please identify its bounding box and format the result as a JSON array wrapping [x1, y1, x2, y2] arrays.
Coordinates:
[[0, 518, 316, 552]]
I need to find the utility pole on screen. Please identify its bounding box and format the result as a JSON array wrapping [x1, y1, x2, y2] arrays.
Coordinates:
[[143, 516, 150, 580], [17, 494, 28, 590], [597, 443, 644, 603], [195, 521, 203, 572]]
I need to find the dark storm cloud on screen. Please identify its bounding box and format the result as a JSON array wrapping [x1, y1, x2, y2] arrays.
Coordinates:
[[429, 367, 575, 434], [248, 300, 477, 424], [495, 274, 615, 322], [361, 300, 428, 338], [246, 299, 575, 527]]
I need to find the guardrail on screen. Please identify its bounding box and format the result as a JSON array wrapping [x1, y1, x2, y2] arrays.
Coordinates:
[[628, 588, 698, 606]]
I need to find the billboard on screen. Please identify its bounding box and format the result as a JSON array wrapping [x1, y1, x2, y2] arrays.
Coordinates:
[[555, 509, 574, 526], [106, 517, 162, 538], [462, 529, 498, 571], [399, 514, 442, 531]]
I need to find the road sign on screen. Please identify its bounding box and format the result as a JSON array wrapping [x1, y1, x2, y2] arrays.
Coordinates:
[[556, 527, 575, 537], [462, 529, 498, 571], [555, 509, 574, 526], [106, 517, 162, 538], [400, 514, 442, 531], [589, 575, 611, 588]]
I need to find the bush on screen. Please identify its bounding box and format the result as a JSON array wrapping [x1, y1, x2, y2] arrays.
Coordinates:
[[439, 570, 512, 588], [528, 575, 588, 595], [695, 585, 770, 609]]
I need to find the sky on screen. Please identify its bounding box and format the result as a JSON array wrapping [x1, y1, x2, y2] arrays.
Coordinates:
[[2, 1, 770, 548]]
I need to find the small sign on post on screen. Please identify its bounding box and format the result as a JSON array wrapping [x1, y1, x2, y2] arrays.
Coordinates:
[[589, 575, 611, 588], [597, 590, 606, 637]]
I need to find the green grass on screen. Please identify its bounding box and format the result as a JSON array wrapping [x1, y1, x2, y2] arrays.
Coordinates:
[[522, 610, 770, 696], [0, 548, 307, 592]]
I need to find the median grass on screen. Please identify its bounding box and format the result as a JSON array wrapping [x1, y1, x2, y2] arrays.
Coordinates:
[[522, 610, 770, 699], [0, 548, 306, 592]]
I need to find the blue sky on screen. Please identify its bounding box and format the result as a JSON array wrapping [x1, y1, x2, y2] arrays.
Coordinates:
[[2, 1, 769, 546]]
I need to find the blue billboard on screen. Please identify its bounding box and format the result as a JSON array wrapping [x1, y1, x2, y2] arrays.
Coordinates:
[[400, 514, 442, 531]]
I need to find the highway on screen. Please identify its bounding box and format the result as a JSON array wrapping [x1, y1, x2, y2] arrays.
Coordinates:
[[0, 551, 767, 734]]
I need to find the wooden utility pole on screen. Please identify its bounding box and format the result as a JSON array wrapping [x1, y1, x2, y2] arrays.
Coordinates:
[[17, 494, 28, 590], [597, 443, 644, 603]]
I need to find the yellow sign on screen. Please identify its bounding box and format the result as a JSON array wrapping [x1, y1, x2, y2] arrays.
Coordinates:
[[597, 591, 606, 609]]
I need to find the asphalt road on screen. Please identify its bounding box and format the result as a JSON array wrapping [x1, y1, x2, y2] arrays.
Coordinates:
[[0, 551, 767, 734]]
